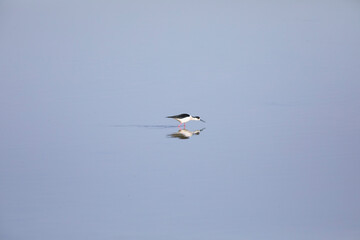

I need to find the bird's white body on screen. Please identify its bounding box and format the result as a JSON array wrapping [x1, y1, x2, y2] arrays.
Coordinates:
[[174, 116, 195, 124]]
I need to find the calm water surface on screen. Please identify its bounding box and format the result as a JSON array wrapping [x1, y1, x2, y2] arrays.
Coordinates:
[[1, 1, 359, 240]]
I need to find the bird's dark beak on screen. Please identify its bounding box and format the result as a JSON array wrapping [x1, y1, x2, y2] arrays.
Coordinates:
[[200, 119, 206, 123]]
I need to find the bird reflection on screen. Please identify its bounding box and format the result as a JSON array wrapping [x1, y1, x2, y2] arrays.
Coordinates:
[[167, 128, 205, 140]]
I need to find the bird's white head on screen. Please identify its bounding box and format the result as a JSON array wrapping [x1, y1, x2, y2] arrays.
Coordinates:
[[192, 116, 206, 122]]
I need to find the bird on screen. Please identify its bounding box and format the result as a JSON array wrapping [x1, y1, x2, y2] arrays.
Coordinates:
[[166, 113, 205, 128]]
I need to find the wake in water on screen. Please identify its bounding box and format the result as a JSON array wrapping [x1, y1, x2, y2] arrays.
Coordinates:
[[109, 124, 178, 129]]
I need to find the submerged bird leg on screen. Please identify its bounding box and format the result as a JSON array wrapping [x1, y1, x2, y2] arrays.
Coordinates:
[[184, 123, 186, 128]]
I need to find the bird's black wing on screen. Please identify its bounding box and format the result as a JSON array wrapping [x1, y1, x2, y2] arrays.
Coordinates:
[[166, 113, 190, 118]]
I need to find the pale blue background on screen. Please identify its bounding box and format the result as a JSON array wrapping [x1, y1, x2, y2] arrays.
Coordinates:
[[1, 1, 359, 239]]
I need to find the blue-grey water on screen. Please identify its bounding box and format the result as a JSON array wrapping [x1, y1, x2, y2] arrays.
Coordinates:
[[1, 1, 359, 239]]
